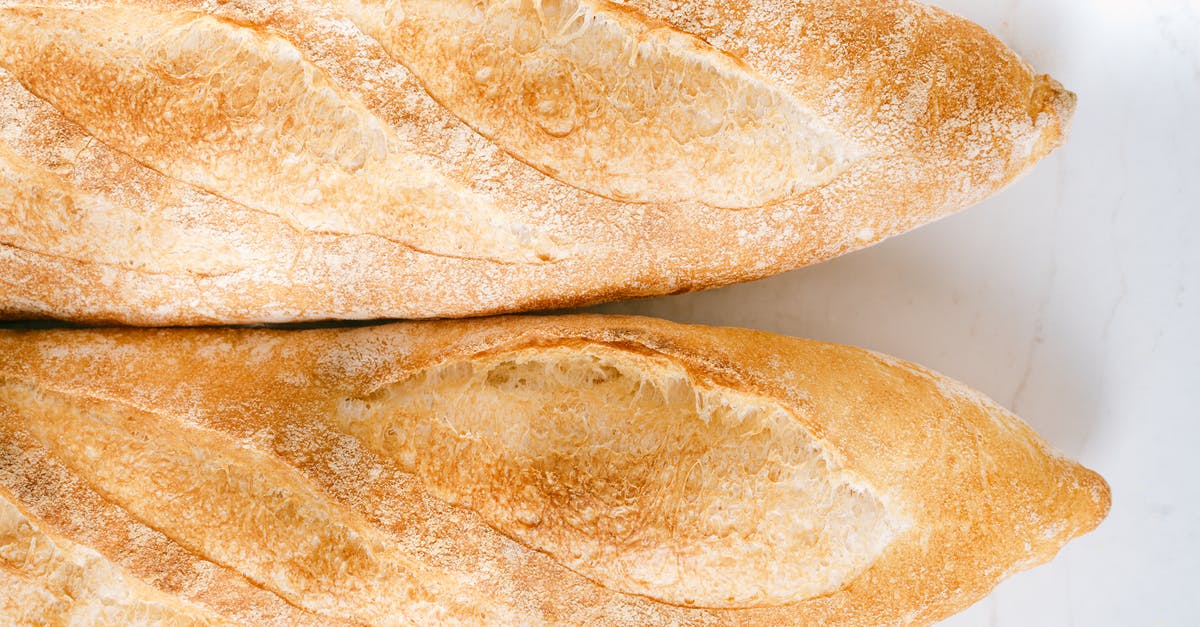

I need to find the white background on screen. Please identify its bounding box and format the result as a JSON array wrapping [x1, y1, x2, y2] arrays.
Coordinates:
[[594, 1, 1200, 624]]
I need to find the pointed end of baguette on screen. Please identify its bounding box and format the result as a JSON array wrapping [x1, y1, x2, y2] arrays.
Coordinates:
[[1027, 74, 1078, 162], [1072, 464, 1112, 536], [1028, 457, 1110, 571]]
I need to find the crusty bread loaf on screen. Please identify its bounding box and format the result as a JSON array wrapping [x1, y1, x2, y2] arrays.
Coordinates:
[[0, 0, 1073, 324], [0, 315, 1109, 625]]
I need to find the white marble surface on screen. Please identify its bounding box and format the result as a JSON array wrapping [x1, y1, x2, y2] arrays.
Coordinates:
[[594, 1, 1200, 624]]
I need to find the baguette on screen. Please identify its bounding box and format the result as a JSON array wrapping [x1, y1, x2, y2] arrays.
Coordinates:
[[0, 315, 1110, 625], [0, 0, 1073, 324]]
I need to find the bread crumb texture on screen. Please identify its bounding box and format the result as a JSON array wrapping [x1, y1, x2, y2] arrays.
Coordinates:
[[338, 346, 897, 607], [0, 317, 1110, 624], [0, 0, 1074, 324], [348, 0, 860, 206]]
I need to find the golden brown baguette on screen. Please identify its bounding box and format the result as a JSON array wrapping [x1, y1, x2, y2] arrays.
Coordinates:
[[0, 0, 1072, 324], [0, 315, 1109, 625]]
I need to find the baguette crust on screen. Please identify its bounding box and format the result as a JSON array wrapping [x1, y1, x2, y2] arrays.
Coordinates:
[[0, 0, 1074, 324], [0, 4, 552, 263], [0, 316, 1110, 624], [345, 0, 860, 207], [0, 485, 227, 625]]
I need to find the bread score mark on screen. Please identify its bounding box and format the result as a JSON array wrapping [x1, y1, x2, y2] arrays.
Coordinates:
[[333, 344, 900, 608], [346, 0, 860, 208], [0, 4, 559, 264], [0, 383, 497, 626], [0, 139, 257, 277], [0, 486, 228, 625]]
